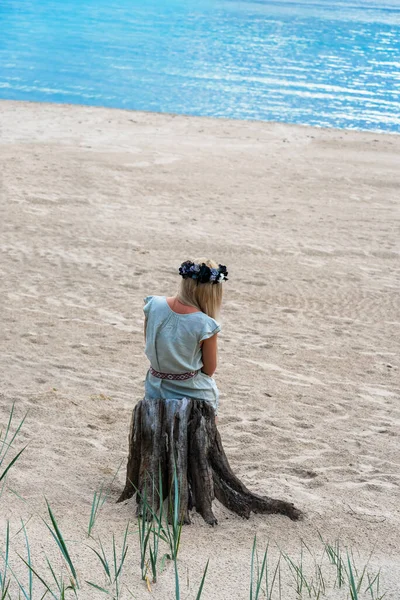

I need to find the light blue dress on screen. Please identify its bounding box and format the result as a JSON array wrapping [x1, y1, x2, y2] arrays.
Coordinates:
[[143, 296, 221, 412]]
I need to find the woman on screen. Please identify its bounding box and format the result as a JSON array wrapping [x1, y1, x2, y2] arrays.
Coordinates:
[[143, 258, 228, 414]]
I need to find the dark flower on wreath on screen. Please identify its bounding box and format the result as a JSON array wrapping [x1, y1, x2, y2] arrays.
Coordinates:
[[198, 263, 212, 283], [179, 261, 195, 278], [179, 261, 228, 284]]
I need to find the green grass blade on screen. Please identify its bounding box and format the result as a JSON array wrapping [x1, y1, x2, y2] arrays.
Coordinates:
[[317, 564, 326, 596], [0, 447, 27, 484], [88, 546, 111, 582], [1, 521, 10, 593], [87, 463, 123, 537], [115, 524, 129, 581], [20, 520, 32, 599], [7, 573, 29, 600], [174, 560, 180, 600], [1, 580, 10, 600], [112, 534, 119, 598], [350, 548, 359, 578], [1, 412, 28, 464], [268, 554, 281, 600], [148, 546, 155, 582], [15, 553, 57, 600], [140, 525, 152, 576], [86, 581, 112, 595], [365, 570, 381, 597], [88, 489, 101, 537], [0, 403, 15, 458], [115, 546, 129, 579], [173, 466, 182, 559], [195, 559, 209, 600], [44, 500, 79, 586], [0, 477, 7, 501], [347, 553, 359, 600], [282, 552, 311, 595], [44, 556, 62, 593], [250, 536, 256, 600], [160, 553, 170, 574], [255, 548, 268, 600]]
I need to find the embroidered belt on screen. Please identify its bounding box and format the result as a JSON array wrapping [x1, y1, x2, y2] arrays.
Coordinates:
[[149, 366, 197, 381]]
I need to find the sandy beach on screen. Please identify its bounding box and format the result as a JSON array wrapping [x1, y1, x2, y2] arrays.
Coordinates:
[[1, 100, 399, 598]]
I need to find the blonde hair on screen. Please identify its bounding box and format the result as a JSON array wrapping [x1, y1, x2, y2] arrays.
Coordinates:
[[177, 258, 223, 319]]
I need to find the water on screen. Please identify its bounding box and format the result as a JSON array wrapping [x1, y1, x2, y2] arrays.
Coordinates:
[[1, 0, 400, 132]]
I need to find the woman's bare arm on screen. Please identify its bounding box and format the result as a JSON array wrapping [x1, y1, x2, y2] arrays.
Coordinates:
[[201, 334, 218, 376]]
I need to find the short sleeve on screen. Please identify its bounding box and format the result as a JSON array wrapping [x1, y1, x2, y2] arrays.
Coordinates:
[[143, 295, 154, 316], [199, 318, 221, 342]]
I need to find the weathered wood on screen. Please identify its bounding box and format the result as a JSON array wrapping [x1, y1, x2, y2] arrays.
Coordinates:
[[117, 397, 302, 524], [165, 398, 192, 524], [211, 427, 301, 520], [117, 402, 141, 503], [188, 401, 217, 525], [137, 398, 166, 516]]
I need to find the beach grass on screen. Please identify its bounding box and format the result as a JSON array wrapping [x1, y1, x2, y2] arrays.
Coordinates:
[[248, 535, 386, 600], [0, 407, 389, 599], [86, 523, 129, 599], [0, 403, 27, 491], [0, 496, 389, 599], [88, 462, 123, 538]]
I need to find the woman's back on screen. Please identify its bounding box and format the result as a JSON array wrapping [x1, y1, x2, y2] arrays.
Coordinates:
[[143, 295, 220, 411], [144, 295, 220, 374]]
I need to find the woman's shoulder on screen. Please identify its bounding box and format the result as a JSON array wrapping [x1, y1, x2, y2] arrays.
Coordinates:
[[196, 312, 221, 341], [143, 295, 166, 314], [144, 294, 166, 302]]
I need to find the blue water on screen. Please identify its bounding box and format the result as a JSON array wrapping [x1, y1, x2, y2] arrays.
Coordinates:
[[1, 0, 400, 132]]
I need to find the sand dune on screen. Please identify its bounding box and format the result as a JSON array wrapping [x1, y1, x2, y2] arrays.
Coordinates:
[[0, 100, 399, 599]]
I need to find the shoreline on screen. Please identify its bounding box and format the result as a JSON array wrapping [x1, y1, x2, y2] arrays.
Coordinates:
[[1, 99, 399, 598], [1, 98, 400, 138]]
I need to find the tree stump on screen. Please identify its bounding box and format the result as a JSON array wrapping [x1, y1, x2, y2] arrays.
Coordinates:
[[117, 398, 302, 525]]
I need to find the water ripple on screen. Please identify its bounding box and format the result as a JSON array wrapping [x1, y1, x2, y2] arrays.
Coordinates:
[[0, 0, 399, 132]]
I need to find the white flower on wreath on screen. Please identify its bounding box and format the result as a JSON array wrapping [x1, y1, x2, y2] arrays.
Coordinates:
[[218, 273, 225, 283]]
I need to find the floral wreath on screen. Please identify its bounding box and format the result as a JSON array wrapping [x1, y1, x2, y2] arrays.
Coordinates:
[[179, 261, 228, 284]]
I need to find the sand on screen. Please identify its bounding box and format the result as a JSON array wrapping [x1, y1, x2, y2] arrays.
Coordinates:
[[0, 100, 399, 599]]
